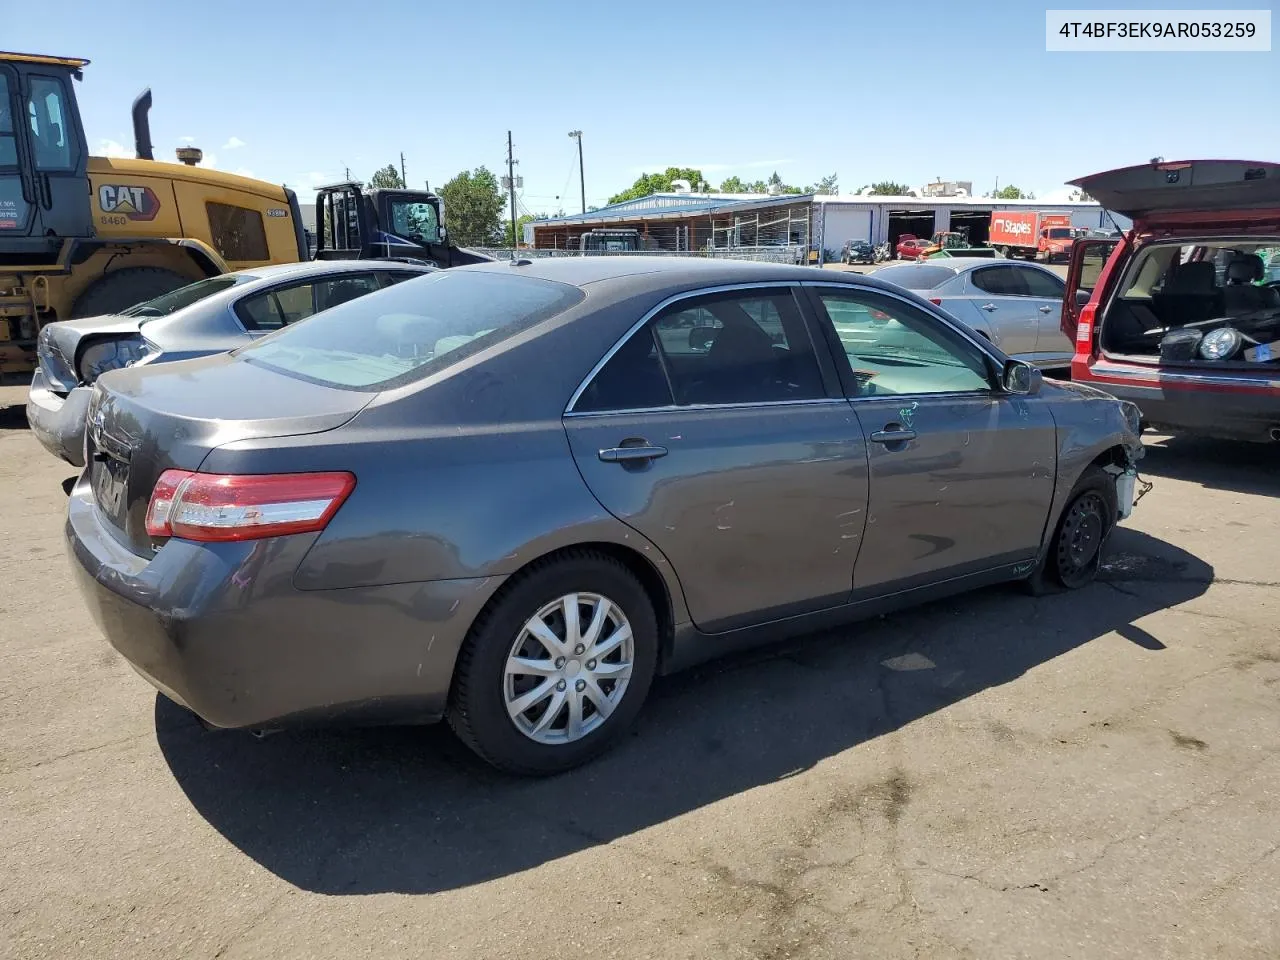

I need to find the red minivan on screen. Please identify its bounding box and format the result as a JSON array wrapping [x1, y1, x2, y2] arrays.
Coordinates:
[[1063, 160, 1280, 443]]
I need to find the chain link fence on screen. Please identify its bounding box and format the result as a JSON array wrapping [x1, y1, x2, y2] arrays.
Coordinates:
[[468, 245, 811, 264]]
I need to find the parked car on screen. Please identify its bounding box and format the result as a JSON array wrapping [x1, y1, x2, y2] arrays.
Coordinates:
[[1064, 159, 1280, 443], [841, 239, 875, 264], [871, 257, 1072, 369], [27, 260, 437, 466], [68, 257, 1143, 775], [896, 236, 930, 260]]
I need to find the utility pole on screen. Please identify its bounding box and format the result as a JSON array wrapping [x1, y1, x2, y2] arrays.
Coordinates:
[[400, 151, 407, 187], [568, 130, 584, 214], [506, 130, 518, 253]]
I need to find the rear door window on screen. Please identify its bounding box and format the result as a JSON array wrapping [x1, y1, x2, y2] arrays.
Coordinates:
[[235, 273, 383, 331], [574, 288, 826, 411], [238, 270, 583, 389], [1017, 266, 1066, 299]]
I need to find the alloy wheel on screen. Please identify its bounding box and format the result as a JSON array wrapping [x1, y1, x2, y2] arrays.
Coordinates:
[[504, 592, 635, 745]]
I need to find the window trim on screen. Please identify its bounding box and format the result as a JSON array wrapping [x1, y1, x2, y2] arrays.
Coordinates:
[[564, 281, 841, 417], [800, 282, 1007, 401]]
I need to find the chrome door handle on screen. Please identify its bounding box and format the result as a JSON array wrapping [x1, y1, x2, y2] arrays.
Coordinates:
[[599, 444, 668, 463], [1039, 305, 1054, 313], [869, 428, 917, 444], [981, 303, 998, 312]]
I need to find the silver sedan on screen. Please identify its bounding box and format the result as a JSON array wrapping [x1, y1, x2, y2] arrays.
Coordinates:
[[870, 258, 1073, 370]]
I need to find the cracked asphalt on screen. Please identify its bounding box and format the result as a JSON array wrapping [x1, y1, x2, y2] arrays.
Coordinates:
[[2, 388, 1278, 960]]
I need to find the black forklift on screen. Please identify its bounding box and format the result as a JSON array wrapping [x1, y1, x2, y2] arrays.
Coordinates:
[[313, 182, 493, 267]]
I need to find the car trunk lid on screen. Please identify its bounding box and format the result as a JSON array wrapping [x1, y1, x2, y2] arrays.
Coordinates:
[[85, 352, 373, 556]]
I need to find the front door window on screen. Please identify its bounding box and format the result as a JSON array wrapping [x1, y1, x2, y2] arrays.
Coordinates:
[[26, 76, 78, 172]]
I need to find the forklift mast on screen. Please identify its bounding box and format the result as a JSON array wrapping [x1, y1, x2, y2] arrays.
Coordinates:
[[313, 182, 490, 267]]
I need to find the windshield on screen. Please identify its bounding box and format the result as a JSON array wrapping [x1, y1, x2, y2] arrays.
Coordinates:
[[237, 270, 584, 391], [1047, 228, 1072, 239], [120, 276, 246, 320], [870, 264, 957, 289]]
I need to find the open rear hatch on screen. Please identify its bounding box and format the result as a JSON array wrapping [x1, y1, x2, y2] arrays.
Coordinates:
[[1070, 160, 1280, 225], [85, 352, 372, 555]]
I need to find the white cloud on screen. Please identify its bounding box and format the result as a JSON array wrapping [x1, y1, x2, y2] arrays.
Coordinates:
[[628, 159, 795, 176], [179, 135, 196, 143], [233, 167, 256, 179], [96, 138, 130, 158], [1039, 186, 1079, 203], [284, 171, 336, 195], [201, 152, 218, 169], [222, 136, 246, 150]]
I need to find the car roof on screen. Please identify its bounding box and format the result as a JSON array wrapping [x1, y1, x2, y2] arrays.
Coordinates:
[[459, 255, 854, 292], [228, 260, 436, 285]]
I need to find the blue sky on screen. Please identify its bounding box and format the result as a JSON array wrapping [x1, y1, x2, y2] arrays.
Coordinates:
[[7, 0, 1277, 211]]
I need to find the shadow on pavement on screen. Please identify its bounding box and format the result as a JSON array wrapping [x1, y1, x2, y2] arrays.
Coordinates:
[[0, 404, 28, 432], [1139, 434, 1280, 497], [156, 527, 1211, 896]]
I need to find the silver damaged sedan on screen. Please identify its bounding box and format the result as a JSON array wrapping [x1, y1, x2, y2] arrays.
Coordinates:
[[67, 257, 1145, 775]]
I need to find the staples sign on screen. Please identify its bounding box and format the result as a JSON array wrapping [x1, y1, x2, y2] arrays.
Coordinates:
[[993, 217, 1032, 237], [98, 184, 161, 223]]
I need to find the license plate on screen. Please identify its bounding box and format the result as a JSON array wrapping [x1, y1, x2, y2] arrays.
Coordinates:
[[91, 456, 128, 518]]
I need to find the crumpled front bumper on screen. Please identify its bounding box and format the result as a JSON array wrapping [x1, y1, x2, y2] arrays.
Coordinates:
[[26, 367, 91, 467]]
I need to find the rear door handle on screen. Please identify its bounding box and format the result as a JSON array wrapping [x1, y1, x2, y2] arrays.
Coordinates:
[[599, 444, 668, 463], [1038, 305, 1054, 313], [981, 303, 998, 312], [869, 428, 917, 444]]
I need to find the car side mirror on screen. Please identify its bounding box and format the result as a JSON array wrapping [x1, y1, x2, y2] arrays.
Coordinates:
[[1075, 289, 1091, 306], [688, 326, 716, 351], [1003, 359, 1041, 396]]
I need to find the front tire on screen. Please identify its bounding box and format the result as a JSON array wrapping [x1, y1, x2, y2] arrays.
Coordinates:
[[447, 551, 658, 775], [1024, 466, 1118, 594]]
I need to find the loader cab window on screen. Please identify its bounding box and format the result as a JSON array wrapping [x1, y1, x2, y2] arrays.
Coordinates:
[[26, 76, 77, 172], [387, 199, 440, 244], [0, 72, 18, 169]]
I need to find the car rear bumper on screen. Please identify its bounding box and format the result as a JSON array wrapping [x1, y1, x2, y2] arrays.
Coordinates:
[[65, 480, 500, 729], [1079, 363, 1280, 442], [27, 370, 90, 467]]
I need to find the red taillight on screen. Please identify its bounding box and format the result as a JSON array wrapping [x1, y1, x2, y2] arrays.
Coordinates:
[[1076, 302, 1097, 345], [928, 297, 942, 306], [145, 470, 356, 542]]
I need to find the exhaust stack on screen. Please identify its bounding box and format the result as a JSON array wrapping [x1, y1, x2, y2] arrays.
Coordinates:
[[132, 88, 153, 161]]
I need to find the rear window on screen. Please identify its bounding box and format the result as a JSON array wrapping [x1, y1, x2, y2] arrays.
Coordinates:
[[870, 264, 957, 290], [236, 270, 584, 391]]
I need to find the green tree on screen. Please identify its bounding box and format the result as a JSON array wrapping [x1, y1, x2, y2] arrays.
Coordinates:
[[439, 166, 505, 246], [990, 184, 1034, 200], [367, 163, 405, 190], [808, 173, 838, 195], [1070, 188, 1093, 202], [718, 175, 747, 193], [863, 181, 911, 196], [501, 213, 540, 248], [608, 166, 706, 204]]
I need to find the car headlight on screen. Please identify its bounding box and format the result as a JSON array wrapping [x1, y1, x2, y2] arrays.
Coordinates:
[[1198, 327, 1242, 361], [77, 335, 152, 384]]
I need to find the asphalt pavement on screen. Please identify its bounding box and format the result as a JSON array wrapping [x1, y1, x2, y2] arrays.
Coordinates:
[[1, 388, 1278, 960]]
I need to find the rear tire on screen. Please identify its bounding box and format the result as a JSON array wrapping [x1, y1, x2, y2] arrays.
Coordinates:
[[1023, 466, 1118, 594], [71, 267, 192, 318], [447, 551, 658, 776]]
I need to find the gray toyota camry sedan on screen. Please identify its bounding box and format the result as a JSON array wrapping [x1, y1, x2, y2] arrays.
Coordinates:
[[67, 257, 1144, 775]]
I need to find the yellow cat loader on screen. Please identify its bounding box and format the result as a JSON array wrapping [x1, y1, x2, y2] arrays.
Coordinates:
[[0, 51, 485, 385]]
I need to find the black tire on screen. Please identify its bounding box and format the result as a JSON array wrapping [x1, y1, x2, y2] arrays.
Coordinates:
[[71, 267, 192, 318], [1024, 466, 1118, 594], [447, 551, 659, 776]]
